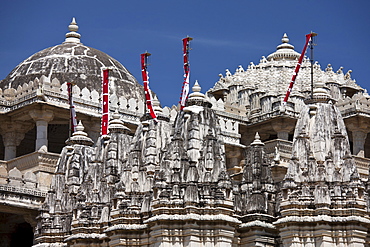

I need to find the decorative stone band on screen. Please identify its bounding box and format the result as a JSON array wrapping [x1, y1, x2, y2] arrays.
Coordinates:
[[32, 243, 67, 247], [239, 220, 276, 229], [274, 215, 370, 225], [144, 213, 241, 224], [104, 224, 149, 232], [64, 233, 107, 242], [0, 184, 46, 197]]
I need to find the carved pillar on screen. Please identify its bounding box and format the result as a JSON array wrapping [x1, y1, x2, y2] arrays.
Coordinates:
[[226, 146, 242, 175], [352, 130, 367, 157], [0, 121, 34, 160], [29, 110, 54, 151], [3, 132, 23, 160], [271, 118, 296, 141], [346, 116, 370, 158]]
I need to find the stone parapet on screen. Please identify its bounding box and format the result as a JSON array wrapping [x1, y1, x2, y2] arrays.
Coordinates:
[[7, 151, 59, 173], [337, 95, 370, 118], [353, 155, 370, 180], [0, 77, 178, 127], [264, 139, 292, 164]]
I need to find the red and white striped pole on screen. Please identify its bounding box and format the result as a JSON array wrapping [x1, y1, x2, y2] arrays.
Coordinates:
[[283, 32, 316, 104], [179, 36, 193, 110], [101, 68, 110, 136], [141, 52, 158, 122], [67, 82, 77, 136]]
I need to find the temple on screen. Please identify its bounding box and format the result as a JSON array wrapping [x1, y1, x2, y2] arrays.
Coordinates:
[[0, 19, 370, 246]]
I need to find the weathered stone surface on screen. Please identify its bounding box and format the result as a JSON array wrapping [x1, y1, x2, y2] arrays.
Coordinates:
[[0, 19, 145, 102], [1, 20, 370, 246], [276, 85, 369, 246]]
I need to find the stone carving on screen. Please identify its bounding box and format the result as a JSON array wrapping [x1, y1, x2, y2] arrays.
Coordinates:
[[276, 83, 368, 246], [1, 24, 370, 246]]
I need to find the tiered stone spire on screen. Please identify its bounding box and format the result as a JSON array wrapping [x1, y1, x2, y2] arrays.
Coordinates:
[[276, 84, 367, 246], [237, 132, 276, 246]]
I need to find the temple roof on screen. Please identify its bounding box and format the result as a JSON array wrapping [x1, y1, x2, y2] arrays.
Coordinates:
[[0, 18, 144, 101]]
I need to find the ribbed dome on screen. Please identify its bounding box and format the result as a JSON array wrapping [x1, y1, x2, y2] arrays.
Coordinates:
[[0, 18, 144, 101]]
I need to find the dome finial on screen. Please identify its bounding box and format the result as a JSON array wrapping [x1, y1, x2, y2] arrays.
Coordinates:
[[69, 17, 78, 32], [64, 17, 81, 43], [266, 33, 300, 61], [282, 33, 289, 43], [192, 80, 201, 93]]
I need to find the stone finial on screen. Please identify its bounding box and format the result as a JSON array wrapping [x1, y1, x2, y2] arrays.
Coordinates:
[[108, 111, 130, 133], [152, 95, 163, 113], [65, 17, 81, 43], [184, 80, 212, 111], [251, 132, 264, 146], [304, 81, 332, 105], [313, 82, 330, 97], [281, 33, 289, 43], [188, 80, 205, 100], [277, 33, 294, 50], [66, 121, 94, 146], [312, 82, 331, 104], [326, 64, 333, 72], [267, 33, 300, 61]]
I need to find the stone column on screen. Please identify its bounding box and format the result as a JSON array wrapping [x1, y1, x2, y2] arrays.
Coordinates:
[[3, 132, 23, 160], [352, 130, 367, 157], [29, 110, 54, 152], [346, 117, 370, 158], [0, 121, 34, 160], [226, 147, 242, 174], [271, 118, 296, 141]]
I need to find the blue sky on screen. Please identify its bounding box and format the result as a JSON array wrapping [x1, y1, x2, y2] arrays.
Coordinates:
[[0, 0, 369, 107]]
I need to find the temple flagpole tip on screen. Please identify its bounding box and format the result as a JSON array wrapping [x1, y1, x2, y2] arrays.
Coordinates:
[[143, 51, 151, 56]]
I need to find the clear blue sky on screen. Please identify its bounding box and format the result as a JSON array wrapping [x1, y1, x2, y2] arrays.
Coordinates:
[[0, 0, 369, 107]]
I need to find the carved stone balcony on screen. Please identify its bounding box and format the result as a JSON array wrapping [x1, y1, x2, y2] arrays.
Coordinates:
[[1, 151, 60, 192]]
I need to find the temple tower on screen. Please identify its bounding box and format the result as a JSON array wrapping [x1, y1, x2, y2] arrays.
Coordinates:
[[276, 83, 370, 246]]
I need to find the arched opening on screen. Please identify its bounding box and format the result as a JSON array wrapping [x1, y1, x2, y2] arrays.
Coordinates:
[[10, 222, 34, 247], [17, 127, 36, 157], [0, 135, 4, 160], [48, 124, 69, 153], [0, 212, 34, 247]]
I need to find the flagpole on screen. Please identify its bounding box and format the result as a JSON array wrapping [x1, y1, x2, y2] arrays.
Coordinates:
[[67, 82, 77, 137], [101, 68, 110, 136], [179, 36, 193, 110], [283, 32, 316, 104], [141, 52, 158, 122], [310, 32, 317, 98]]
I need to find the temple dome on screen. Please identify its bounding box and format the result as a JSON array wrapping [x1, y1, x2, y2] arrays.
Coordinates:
[[0, 18, 144, 101]]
